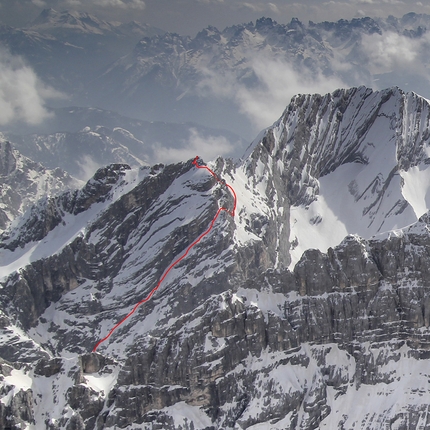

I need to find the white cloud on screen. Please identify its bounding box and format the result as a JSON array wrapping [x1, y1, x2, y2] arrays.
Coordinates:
[[240, 2, 265, 12], [199, 53, 348, 131], [268, 2, 279, 14], [360, 31, 422, 75], [0, 49, 63, 126], [151, 128, 236, 164]]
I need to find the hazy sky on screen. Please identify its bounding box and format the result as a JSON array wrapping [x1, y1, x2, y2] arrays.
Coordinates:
[[1, 0, 429, 35]]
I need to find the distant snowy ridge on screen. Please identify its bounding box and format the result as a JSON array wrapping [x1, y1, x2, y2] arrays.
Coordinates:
[[2, 108, 245, 177], [27, 8, 162, 37], [28, 8, 118, 35], [91, 13, 430, 138]]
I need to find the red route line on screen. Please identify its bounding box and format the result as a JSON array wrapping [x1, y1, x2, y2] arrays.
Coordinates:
[[92, 156, 237, 352]]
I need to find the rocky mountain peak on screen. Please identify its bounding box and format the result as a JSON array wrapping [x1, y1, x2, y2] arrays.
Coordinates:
[[0, 163, 131, 251], [192, 25, 222, 49], [255, 16, 277, 31], [241, 86, 430, 266], [286, 16, 304, 31]]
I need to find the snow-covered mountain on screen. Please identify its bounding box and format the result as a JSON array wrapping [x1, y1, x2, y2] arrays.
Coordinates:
[[29, 8, 163, 40], [2, 106, 246, 178], [29, 8, 121, 35], [0, 140, 82, 233], [258, 85, 430, 267], [3, 86, 430, 428], [3, 127, 149, 180]]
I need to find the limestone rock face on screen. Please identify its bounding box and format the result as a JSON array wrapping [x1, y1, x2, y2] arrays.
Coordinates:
[[3, 87, 430, 429]]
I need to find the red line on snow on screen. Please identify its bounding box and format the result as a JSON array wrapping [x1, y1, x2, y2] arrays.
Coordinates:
[[92, 156, 237, 352]]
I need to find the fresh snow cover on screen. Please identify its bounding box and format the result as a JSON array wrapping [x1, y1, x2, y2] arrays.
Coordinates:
[[220, 342, 430, 430], [319, 343, 430, 429], [229, 164, 269, 245], [254, 87, 430, 268], [234, 286, 289, 320], [289, 160, 416, 267], [21, 160, 237, 357], [0, 140, 82, 233], [4, 368, 32, 391], [31, 357, 82, 428], [84, 366, 119, 395], [0, 203, 113, 281]]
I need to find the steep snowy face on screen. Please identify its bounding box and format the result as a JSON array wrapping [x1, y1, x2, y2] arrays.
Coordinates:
[[0, 159, 242, 351], [243, 86, 430, 266]]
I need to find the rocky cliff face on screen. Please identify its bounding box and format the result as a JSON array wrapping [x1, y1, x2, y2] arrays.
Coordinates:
[[2, 87, 430, 429]]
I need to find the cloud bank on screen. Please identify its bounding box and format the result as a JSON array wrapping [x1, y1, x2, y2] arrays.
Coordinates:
[[199, 53, 349, 132], [0, 49, 62, 126], [151, 128, 237, 164], [360, 31, 429, 75]]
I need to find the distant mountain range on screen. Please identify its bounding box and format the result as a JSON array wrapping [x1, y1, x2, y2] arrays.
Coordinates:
[[0, 9, 163, 119], [3, 9, 430, 142], [1, 106, 246, 179]]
